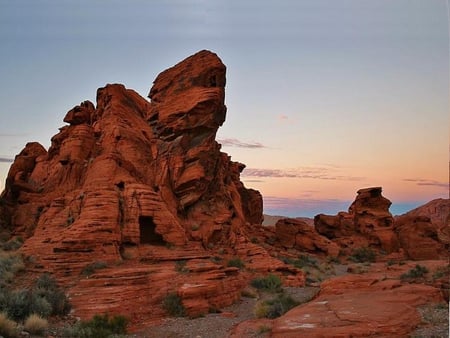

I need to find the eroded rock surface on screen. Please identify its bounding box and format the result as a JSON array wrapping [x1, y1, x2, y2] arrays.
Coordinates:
[[231, 261, 447, 338], [0, 50, 300, 325]]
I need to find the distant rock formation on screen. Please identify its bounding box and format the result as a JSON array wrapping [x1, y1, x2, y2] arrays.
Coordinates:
[[0, 50, 297, 323], [399, 198, 449, 228], [274, 218, 340, 257], [315, 187, 399, 253], [314, 187, 447, 259]]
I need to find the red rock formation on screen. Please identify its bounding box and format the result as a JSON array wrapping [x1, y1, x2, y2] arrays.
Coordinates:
[[0, 50, 301, 325], [231, 261, 447, 337], [315, 187, 400, 254], [274, 218, 340, 257], [397, 198, 450, 248], [400, 198, 449, 228], [395, 215, 447, 260]]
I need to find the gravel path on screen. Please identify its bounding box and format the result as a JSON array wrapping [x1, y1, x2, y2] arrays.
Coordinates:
[[132, 287, 320, 338]]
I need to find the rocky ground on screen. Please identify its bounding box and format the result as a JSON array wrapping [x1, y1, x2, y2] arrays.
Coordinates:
[[128, 260, 449, 338]]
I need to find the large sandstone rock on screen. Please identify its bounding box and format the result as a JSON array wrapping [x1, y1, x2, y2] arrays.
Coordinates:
[[0, 50, 294, 325], [315, 187, 400, 254], [231, 261, 447, 337], [275, 218, 340, 257], [395, 215, 448, 260]]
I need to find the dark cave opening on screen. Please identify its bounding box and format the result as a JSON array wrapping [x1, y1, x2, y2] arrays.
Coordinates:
[[139, 216, 165, 245]]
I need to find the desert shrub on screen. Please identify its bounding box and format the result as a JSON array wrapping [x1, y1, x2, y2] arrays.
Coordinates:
[[162, 293, 185, 317], [251, 274, 282, 292], [81, 261, 108, 276], [175, 260, 189, 273], [241, 288, 258, 298], [0, 252, 24, 286], [254, 293, 299, 319], [34, 274, 71, 316], [1, 237, 23, 251], [24, 314, 48, 335], [227, 257, 245, 269], [348, 247, 376, 263], [257, 324, 271, 334], [293, 255, 318, 268], [401, 265, 429, 280], [0, 274, 70, 320], [327, 256, 340, 264], [0, 312, 17, 338], [65, 314, 127, 338], [36, 273, 57, 290], [386, 259, 395, 266], [432, 266, 449, 280]]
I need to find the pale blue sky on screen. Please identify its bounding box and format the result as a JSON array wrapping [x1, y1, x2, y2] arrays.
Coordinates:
[[0, 0, 448, 216]]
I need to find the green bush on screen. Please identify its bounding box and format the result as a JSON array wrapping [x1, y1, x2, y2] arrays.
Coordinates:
[[293, 255, 318, 268], [0, 274, 70, 320], [254, 293, 299, 319], [81, 261, 108, 276], [175, 260, 189, 273], [401, 265, 429, 280], [348, 247, 376, 263], [0, 252, 24, 286], [162, 293, 185, 317], [250, 274, 282, 292], [34, 274, 71, 316], [1, 238, 23, 251], [65, 314, 128, 338], [0, 312, 18, 338], [227, 257, 245, 269]]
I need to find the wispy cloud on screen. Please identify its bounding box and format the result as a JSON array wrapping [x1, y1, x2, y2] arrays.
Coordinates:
[[278, 114, 288, 120], [218, 138, 266, 149], [263, 196, 351, 217], [0, 157, 14, 163], [403, 178, 448, 189], [243, 166, 364, 181], [243, 179, 265, 183]]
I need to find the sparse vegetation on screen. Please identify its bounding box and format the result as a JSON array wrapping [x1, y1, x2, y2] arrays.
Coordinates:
[[0, 312, 18, 338], [24, 314, 48, 335], [1, 237, 23, 251], [175, 260, 189, 273], [251, 274, 282, 293], [432, 266, 449, 280], [81, 261, 108, 276], [386, 259, 395, 266], [401, 265, 429, 280], [64, 313, 128, 338], [254, 293, 299, 319], [241, 288, 258, 298], [256, 324, 271, 335], [348, 247, 376, 263], [0, 252, 24, 286], [162, 293, 185, 317], [0, 273, 70, 320], [227, 257, 245, 269]]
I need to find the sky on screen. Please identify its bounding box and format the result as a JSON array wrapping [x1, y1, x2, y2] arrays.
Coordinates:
[[0, 0, 448, 217]]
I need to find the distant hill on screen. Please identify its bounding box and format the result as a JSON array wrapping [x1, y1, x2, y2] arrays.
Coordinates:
[[262, 214, 314, 226], [397, 198, 449, 228]]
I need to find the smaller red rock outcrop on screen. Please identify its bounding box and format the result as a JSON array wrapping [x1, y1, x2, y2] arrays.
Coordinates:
[[395, 215, 448, 260], [315, 187, 400, 254], [274, 218, 340, 257]]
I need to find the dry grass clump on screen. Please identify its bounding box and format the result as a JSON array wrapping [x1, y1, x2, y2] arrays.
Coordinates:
[[0, 312, 18, 338], [24, 313, 48, 335]]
